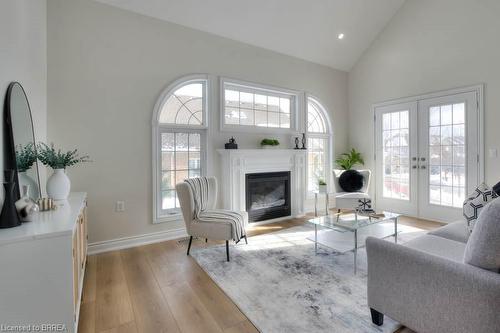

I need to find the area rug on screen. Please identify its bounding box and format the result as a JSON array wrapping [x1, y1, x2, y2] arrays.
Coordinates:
[[191, 224, 425, 333]]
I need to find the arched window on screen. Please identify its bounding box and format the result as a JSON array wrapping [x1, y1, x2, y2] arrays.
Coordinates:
[[307, 97, 332, 192], [153, 75, 208, 223]]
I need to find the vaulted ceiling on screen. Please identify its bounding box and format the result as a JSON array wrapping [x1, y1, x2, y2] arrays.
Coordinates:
[[95, 0, 406, 71]]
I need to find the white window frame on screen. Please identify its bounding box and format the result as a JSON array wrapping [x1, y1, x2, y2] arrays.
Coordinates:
[[220, 77, 301, 133], [306, 95, 334, 195], [152, 74, 209, 224]]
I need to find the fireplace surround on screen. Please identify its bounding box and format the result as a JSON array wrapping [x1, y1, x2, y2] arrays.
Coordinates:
[[217, 149, 306, 224]]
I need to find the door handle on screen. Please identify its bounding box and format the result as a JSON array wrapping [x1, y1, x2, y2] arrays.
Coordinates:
[[412, 165, 417, 169], [420, 165, 427, 169]]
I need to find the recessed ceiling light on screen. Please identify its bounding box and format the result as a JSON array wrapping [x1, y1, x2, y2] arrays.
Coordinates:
[[338, 33, 344, 40]]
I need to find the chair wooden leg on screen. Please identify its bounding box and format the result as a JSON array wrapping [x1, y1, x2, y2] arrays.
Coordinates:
[[205, 238, 208, 243], [187, 236, 193, 256], [226, 241, 230, 262]]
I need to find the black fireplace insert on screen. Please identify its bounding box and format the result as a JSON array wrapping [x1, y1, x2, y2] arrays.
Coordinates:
[[245, 171, 291, 222]]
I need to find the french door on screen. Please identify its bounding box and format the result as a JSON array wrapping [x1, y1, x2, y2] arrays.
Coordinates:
[[375, 89, 481, 222]]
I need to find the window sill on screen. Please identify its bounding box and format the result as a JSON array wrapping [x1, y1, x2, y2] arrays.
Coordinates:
[[154, 214, 183, 224]]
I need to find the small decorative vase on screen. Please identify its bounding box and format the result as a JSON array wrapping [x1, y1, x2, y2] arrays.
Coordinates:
[[47, 168, 71, 200], [18, 171, 39, 199], [0, 179, 21, 228], [318, 184, 327, 194], [301, 133, 307, 149], [15, 185, 39, 222]]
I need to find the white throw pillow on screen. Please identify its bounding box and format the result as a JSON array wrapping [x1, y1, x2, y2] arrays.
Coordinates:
[[463, 183, 498, 233]]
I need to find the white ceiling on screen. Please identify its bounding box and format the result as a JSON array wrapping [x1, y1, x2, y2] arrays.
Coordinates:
[[95, 0, 406, 71]]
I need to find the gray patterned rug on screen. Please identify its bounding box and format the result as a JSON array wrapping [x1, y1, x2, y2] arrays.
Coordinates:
[[192, 223, 425, 333]]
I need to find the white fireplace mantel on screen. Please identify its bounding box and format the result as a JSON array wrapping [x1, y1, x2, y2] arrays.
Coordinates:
[[217, 149, 307, 222]]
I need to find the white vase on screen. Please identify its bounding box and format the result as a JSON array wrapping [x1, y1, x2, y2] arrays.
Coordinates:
[[47, 169, 71, 200], [18, 171, 39, 199], [318, 185, 327, 194]]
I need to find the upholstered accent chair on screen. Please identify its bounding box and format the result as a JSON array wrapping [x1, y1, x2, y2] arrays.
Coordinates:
[[176, 177, 248, 261], [332, 169, 371, 212]]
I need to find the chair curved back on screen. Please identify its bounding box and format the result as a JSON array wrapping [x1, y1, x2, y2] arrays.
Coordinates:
[[332, 169, 371, 193], [175, 177, 218, 235]]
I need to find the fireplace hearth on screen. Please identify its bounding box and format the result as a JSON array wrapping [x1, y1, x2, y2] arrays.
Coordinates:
[[246, 172, 291, 222]]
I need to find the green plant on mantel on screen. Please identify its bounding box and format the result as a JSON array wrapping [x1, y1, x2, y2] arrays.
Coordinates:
[[16, 143, 37, 172], [335, 148, 364, 170], [261, 138, 280, 146], [37, 143, 91, 169]]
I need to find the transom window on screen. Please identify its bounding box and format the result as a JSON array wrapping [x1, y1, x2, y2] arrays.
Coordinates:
[[222, 79, 297, 130], [153, 76, 207, 223], [307, 97, 332, 192]]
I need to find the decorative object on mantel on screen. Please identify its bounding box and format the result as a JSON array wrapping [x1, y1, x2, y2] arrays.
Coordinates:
[[318, 179, 327, 193], [336, 148, 365, 192], [37, 143, 91, 201], [224, 137, 238, 149], [16, 143, 39, 199], [260, 138, 280, 149], [300, 133, 307, 149], [0, 170, 22, 229], [15, 185, 39, 222], [294, 136, 300, 149]]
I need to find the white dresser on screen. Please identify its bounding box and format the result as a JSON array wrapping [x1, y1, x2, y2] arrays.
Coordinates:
[[0, 193, 88, 332]]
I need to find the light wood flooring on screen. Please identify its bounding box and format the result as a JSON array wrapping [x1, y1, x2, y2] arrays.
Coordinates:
[[78, 215, 442, 333]]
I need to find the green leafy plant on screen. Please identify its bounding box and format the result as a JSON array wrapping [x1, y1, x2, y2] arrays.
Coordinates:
[[37, 143, 91, 169], [16, 143, 37, 172], [260, 138, 280, 146], [318, 178, 327, 186], [335, 148, 364, 170]]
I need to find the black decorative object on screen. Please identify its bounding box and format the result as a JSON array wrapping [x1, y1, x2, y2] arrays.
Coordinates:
[[301, 133, 307, 149], [338, 169, 364, 192], [357, 198, 372, 211], [0, 170, 22, 228], [225, 137, 238, 149], [294, 137, 300, 149]]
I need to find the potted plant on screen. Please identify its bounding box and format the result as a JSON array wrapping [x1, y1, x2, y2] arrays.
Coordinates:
[[37, 143, 90, 200], [335, 148, 366, 192], [260, 138, 280, 149], [335, 148, 364, 170], [318, 179, 327, 193], [15, 143, 39, 199]]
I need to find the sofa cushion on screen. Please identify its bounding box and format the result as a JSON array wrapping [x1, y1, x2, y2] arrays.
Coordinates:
[[463, 183, 498, 233], [428, 221, 469, 243], [404, 234, 466, 263], [464, 199, 500, 272]]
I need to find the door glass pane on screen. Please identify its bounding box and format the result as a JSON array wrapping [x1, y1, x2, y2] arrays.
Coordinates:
[[382, 110, 409, 200], [427, 103, 466, 208]]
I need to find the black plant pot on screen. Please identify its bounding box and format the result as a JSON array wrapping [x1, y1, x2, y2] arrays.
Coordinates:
[[338, 169, 364, 192], [0, 181, 22, 228]]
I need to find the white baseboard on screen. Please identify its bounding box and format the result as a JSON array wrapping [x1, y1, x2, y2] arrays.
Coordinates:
[[88, 227, 188, 255]]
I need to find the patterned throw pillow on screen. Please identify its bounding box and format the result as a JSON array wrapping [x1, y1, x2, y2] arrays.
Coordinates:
[[463, 183, 498, 233]]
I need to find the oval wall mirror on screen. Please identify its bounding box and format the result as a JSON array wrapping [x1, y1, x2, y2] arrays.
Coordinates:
[[5, 82, 41, 200]]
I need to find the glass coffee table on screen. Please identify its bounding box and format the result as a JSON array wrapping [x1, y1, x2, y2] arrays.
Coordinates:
[[307, 211, 400, 274]]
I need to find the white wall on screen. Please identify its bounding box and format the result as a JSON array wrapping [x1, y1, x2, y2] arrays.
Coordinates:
[[47, 0, 348, 243], [349, 0, 500, 197], [0, 0, 47, 203]]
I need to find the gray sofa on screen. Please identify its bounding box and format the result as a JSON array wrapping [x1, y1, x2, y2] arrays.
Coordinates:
[[366, 221, 500, 333]]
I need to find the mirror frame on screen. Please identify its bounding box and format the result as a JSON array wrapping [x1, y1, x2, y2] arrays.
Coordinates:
[[4, 82, 42, 200]]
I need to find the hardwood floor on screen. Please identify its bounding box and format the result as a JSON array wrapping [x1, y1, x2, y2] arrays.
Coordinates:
[[79, 215, 442, 333]]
